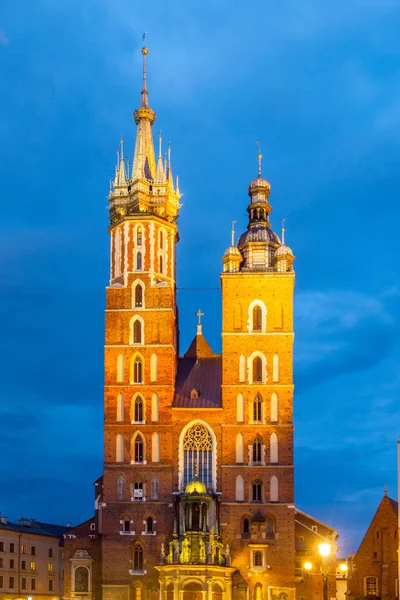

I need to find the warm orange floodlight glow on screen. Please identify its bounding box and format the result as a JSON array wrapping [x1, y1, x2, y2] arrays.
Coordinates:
[[318, 542, 331, 557], [304, 561, 313, 570], [339, 563, 348, 572]]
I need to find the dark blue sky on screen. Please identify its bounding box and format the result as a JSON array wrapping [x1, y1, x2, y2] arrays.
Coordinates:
[[1, 0, 399, 555]]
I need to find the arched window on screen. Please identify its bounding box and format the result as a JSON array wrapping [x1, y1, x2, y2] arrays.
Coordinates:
[[133, 434, 144, 463], [159, 255, 163, 274], [254, 551, 263, 567], [114, 229, 122, 277], [273, 354, 279, 382], [271, 392, 278, 423], [239, 355, 246, 382], [151, 477, 159, 500], [252, 478, 262, 502], [136, 227, 143, 246], [253, 305, 262, 331], [117, 354, 124, 383], [182, 422, 213, 489], [116, 434, 124, 463], [136, 251, 142, 271], [132, 355, 143, 383], [133, 395, 144, 423], [242, 517, 250, 537], [133, 545, 144, 571], [254, 583, 263, 600], [117, 393, 124, 422], [237, 393, 244, 422], [235, 475, 244, 501], [159, 230, 164, 250], [152, 432, 160, 463], [146, 516, 153, 533], [266, 516, 275, 540], [252, 437, 262, 464], [236, 433, 244, 463], [270, 475, 279, 502], [253, 357, 263, 382], [134, 284, 143, 308], [134, 583, 142, 600], [132, 480, 143, 500], [74, 566, 89, 592], [133, 320, 142, 344], [150, 354, 158, 382], [366, 577, 378, 596], [117, 475, 125, 500], [270, 433, 278, 464], [253, 394, 262, 422], [151, 393, 159, 421]]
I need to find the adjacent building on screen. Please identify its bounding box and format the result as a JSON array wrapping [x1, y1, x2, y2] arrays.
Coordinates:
[[0, 516, 70, 600], [63, 44, 338, 600]]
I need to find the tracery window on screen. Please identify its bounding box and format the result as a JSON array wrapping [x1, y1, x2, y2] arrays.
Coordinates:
[[252, 437, 262, 463], [134, 435, 144, 463], [134, 396, 144, 423], [117, 475, 125, 500], [253, 357, 262, 382], [183, 423, 213, 489], [133, 320, 142, 344], [253, 394, 262, 422], [133, 480, 143, 500], [133, 356, 143, 383], [366, 577, 378, 596], [252, 478, 262, 502], [133, 545, 143, 571], [253, 305, 262, 331], [134, 284, 143, 308], [151, 477, 159, 500]]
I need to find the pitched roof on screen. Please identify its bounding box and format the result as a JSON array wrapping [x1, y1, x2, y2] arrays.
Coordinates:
[[174, 357, 222, 408], [184, 333, 215, 359], [0, 519, 70, 539]]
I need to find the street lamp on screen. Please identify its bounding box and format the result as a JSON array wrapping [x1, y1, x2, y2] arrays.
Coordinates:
[[318, 543, 331, 600], [339, 563, 348, 579]]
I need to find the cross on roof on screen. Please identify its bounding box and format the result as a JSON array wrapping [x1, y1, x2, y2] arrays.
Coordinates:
[[196, 309, 204, 336]]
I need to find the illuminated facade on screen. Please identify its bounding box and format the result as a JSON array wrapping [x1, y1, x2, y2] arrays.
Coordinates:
[[63, 45, 338, 600]]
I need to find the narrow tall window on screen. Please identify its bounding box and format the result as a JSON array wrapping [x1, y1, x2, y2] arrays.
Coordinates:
[[134, 284, 143, 308], [159, 230, 164, 250], [151, 394, 159, 422], [273, 354, 279, 382], [159, 256, 163, 274], [235, 475, 244, 502], [252, 437, 262, 463], [152, 432, 160, 462], [151, 477, 159, 500], [136, 227, 142, 246], [237, 393, 244, 422], [146, 517, 153, 533], [134, 396, 144, 422], [236, 433, 244, 463], [117, 393, 124, 422], [270, 475, 279, 502], [134, 435, 144, 463], [117, 475, 125, 500], [271, 392, 278, 423], [133, 320, 142, 344], [254, 551, 263, 567], [253, 394, 262, 422], [253, 357, 262, 382], [242, 517, 250, 536], [117, 354, 124, 383], [254, 583, 263, 600], [150, 354, 158, 382], [252, 479, 262, 502], [253, 305, 262, 331], [136, 251, 142, 271], [270, 433, 278, 464], [266, 517, 275, 540], [133, 356, 143, 383], [133, 546, 144, 571], [116, 434, 124, 462]]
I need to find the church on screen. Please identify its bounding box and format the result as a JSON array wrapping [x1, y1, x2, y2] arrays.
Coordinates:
[[62, 45, 338, 600]]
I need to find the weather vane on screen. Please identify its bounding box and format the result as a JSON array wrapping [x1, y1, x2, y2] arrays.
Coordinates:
[[142, 31, 147, 43]]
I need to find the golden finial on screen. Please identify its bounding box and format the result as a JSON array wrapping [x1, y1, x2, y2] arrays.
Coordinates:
[[231, 221, 237, 247], [384, 483, 388, 496], [141, 33, 149, 107], [256, 141, 262, 176], [158, 130, 162, 159], [281, 217, 287, 245]]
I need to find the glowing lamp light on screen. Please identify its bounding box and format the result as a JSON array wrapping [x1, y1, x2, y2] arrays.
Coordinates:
[[318, 543, 331, 557], [304, 561, 313, 571], [28, 596, 32, 600], [339, 563, 348, 572]]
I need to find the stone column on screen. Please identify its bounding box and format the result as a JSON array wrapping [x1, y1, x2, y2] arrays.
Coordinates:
[[207, 578, 213, 600]]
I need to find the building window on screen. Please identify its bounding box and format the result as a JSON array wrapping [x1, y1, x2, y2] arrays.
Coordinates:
[[132, 356, 144, 383], [116, 433, 124, 462], [48, 563, 53, 573], [10, 543, 14, 553], [31, 578, 36, 591], [9, 559, 14, 569], [253, 395, 262, 422], [236, 432, 244, 463], [146, 517, 153, 533], [236, 474, 245, 501], [30, 562, 36, 571], [252, 437, 262, 463], [117, 353, 124, 383], [270, 392, 278, 422], [237, 393, 244, 422], [151, 393, 159, 422], [21, 544, 26, 554], [136, 251, 142, 270], [74, 566, 89, 592], [159, 255, 163, 274], [266, 516, 275, 539], [49, 579, 54, 592], [117, 393, 124, 422], [134, 284, 143, 308], [254, 551, 263, 567], [117, 474, 125, 500], [270, 475, 279, 502], [253, 357, 263, 382], [133, 395, 144, 422], [0, 576, 3, 589], [123, 519, 130, 532], [133, 319, 143, 344], [270, 432, 278, 464], [21, 560, 26, 570], [366, 577, 378, 596], [272, 354, 279, 382], [48, 548, 54, 558], [134, 435, 144, 463], [182, 422, 213, 489], [133, 480, 143, 500], [150, 353, 158, 382], [21, 577, 27, 590], [0, 542, 3, 551], [137, 227, 143, 246], [133, 545, 144, 571], [242, 517, 250, 537], [9, 576, 15, 589], [254, 583, 263, 600], [159, 230, 164, 250], [253, 305, 262, 331], [152, 432, 160, 463], [151, 477, 159, 501], [252, 479, 262, 502]]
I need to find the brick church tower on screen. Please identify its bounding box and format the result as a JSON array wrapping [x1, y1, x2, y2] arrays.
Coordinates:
[[63, 44, 303, 600]]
